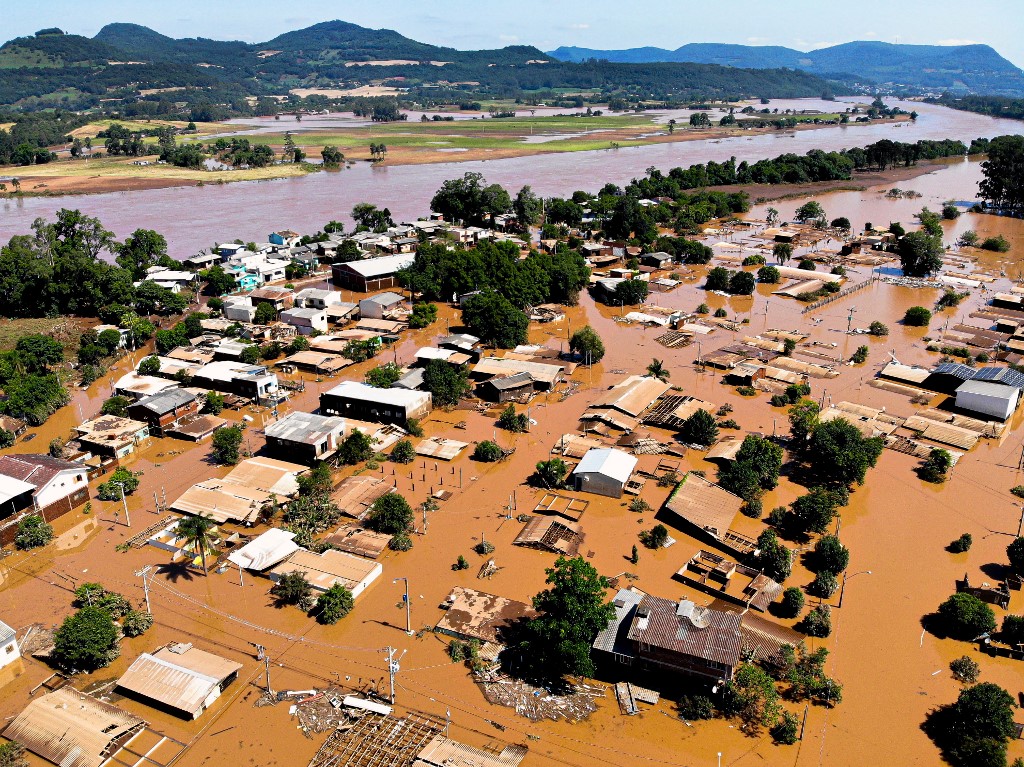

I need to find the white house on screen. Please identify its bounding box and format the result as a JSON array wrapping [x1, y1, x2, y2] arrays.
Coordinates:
[[222, 296, 257, 323], [359, 292, 406, 320], [571, 448, 638, 498], [295, 288, 344, 310], [279, 307, 328, 335], [0, 618, 23, 685], [955, 380, 1020, 421]]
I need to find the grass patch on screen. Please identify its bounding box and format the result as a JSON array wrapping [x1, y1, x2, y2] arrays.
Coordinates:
[[0, 317, 76, 353]]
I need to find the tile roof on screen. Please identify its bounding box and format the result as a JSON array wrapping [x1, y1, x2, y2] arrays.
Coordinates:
[[0, 454, 85, 489]]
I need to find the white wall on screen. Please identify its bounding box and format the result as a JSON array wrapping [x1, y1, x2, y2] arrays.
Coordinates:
[[35, 469, 88, 509]]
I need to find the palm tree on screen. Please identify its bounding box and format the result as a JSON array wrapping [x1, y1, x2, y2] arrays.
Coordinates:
[[646, 359, 670, 382], [176, 514, 218, 574], [766, 207, 779, 226]]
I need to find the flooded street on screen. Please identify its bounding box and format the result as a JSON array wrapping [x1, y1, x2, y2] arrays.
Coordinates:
[[2, 99, 1022, 258], [1, 100, 1024, 767]]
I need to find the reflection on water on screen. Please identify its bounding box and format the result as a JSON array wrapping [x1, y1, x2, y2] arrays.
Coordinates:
[[1, 99, 1022, 258]]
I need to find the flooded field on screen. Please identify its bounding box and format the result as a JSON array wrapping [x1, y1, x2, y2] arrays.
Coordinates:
[[2, 98, 1022, 258]]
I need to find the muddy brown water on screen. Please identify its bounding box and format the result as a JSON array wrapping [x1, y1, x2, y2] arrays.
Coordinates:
[[2, 98, 1021, 258], [3, 129, 1024, 767]]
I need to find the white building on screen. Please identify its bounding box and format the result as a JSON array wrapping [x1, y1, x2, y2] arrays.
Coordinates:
[[955, 380, 1020, 421], [571, 448, 638, 498], [295, 288, 344, 310], [279, 307, 328, 335], [0, 619, 22, 677], [359, 292, 406, 320]]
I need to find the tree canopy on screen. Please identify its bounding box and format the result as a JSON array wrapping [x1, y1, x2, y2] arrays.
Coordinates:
[[461, 290, 529, 348], [806, 418, 883, 486]]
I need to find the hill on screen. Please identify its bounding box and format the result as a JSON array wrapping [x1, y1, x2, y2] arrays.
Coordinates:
[[0, 21, 839, 111], [548, 40, 1024, 95]]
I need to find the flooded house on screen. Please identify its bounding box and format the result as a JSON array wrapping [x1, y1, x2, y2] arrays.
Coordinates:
[[476, 372, 536, 403], [268, 548, 383, 598], [191, 361, 279, 403], [571, 448, 638, 498], [73, 416, 150, 459], [0, 454, 91, 544], [332, 253, 415, 292], [125, 388, 200, 435], [115, 642, 243, 720], [248, 286, 295, 311], [434, 586, 537, 645], [320, 381, 432, 427], [279, 307, 328, 335], [0, 618, 22, 686], [294, 287, 344, 310], [358, 291, 407, 320], [263, 410, 347, 464]]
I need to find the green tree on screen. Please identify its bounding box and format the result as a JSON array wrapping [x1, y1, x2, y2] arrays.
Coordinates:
[[497, 404, 529, 433], [788, 399, 820, 451], [810, 570, 839, 598], [646, 358, 669, 382], [926, 682, 1018, 767], [254, 302, 277, 324], [116, 229, 167, 280], [203, 264, 237, 296], [919, 448, 953, 483], [391, 439, 415, 464], [639, 524, 669, 549], [461, 290, 529, 347], [408, 302, 438, 329], [1008, 537, 1024, 574], [100, 395, 131, 417], [176, 514, 218, 574], [531, 458, 568, 489], [756, 528, 792, 581], [121, 610, 154, 637], [0, 740, 28, 767], [679, 408, 718, 446], [980, 134, 1024, 215], [367, 493, 413, 534], [138, 355, 161, 376], [706, 266, 731, 291], [734, 435, 783, 489], [14, 515, 53, 550], [807, 418, 883, 486], [211, 425, 244, 464], [513, 185, 543, 228], [614, 278, 648, 306], [512, 556, 615, 679], [773, 242, 793, 264], [365, 362, 403, 388], [15, 335, 64, 371], [338, 429, 374, 465], [794, 201, 825, 223], [814, 535, 850, 573], [52, 605, 120, 671], [422, 358, 471, 406], [0, 428, 15, 448], [316, 584, 355, 624], [758, 265, 781, 283], [780, 586, 805, 617], [938, 593, 997, 639], [729, 270, 755, 295], [950, 656, 980, 684], [569, 326, 605, 363], [203, 391, 225, 414], [321, 145, 344, 167], [271, 571, 314, 608], [720, 663, 781, 734], [898, 231, 944, 277], [97, 467, 139, 500], [473, 440, 503, 462], [772, 711, 800, 745], [798, 604, 832, 637]]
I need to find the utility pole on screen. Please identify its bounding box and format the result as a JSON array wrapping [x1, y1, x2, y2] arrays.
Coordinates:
[[847, 306, 856, 333], [134, 565, 153, 613], [385, 646, 405, 704], [116, 482, 131, 527], [264, 656, 274, 695], [394, 577, 412, 635]]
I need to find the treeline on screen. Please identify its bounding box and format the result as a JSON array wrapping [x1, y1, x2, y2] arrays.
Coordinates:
[[0, 209, 185, 318], [399, 240, 590, 308], [979, 135, 1024, 216], [0, 110, 89, 164], [927, 94, 1024, 122], [0, 334, 70, 425], [625, 138, 972, 198]]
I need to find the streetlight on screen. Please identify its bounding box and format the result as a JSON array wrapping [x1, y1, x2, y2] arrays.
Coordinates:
[[114, 482, 131, 527], [394, 577, 412, 635], [717, 753, 722, 767], [838, 569, 871, 608]]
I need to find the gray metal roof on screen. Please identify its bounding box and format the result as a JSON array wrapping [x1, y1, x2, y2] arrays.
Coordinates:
[[593, 588, 644, 655], [956, 379, 1019, 400], [132, 387, 196, 415], [264, 411, 345, 445], [485, 372, 535, 390]]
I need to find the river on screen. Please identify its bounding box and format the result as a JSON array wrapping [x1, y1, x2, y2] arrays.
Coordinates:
[[1, 98, 1021, 258]]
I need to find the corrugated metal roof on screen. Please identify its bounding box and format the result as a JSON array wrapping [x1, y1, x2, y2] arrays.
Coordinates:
[[664, 473, 743, 540], [628, 595, 742, 667], [592, 375, 671, 417], [264, 411, 345, 446], [116, 646, 241, 716], [3, 689, 145, 767], [268, 549, 382, 593], [414, 735, 527, 767], [434, 587, 537, 644], [572, 448, 637, 484], [593, 587, 645, 655]]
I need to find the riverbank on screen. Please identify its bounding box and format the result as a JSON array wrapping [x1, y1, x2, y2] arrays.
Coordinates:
[[1, 113, 908, 198]]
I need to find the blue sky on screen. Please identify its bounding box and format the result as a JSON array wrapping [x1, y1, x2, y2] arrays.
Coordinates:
[[6, 0, 1023, 67]]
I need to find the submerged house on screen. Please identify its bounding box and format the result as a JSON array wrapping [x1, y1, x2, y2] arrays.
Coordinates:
[[571, 448, 638, 498]]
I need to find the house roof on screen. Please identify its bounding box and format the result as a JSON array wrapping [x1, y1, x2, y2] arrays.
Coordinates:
[[116, 644, 242, 716], [664, 472, 743, 540], [740, 613, 803, 664], [115, 373, 179, 398], [339, 254, 415, 278], [472, 357, 563, 386], [593, 587, 645, 655], [268, 549, 381, 593], [879, 362, 931, 385], [434, 586, 537, 644], [627, 594, 743, 668], [0, 619, 15, 646], [0, 474, 36, 505], [482, 372, 535, 391], [572, 448, 637, 485], [223, 457, 307, 496], [361, 291, 405, 306], [323, 380, 431, 409], [131, 387, 196, 416], [264, 411, 346, 445], [194, 360, 274, 383], [3, 688, 145, 767], [227, 528, 301, 570], [414, 736, 527, 767], [956, 379, 1019, 401], [0, 454, 85, 490], [331, 475, 394, 519], [972, 366, 1024, 389], [591, 375, 671, 417]]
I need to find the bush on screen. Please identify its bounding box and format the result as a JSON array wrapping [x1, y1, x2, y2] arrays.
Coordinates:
[[850, 345, 868, 364], [678, 694, 715, 721], [365, 362, 403, 388], [0, 741, 27, 767], [338, 429, 374, 465], [949, 533, 973, 553], [798, 604, 832, 637], [981, 235, 1011, 252], [367, 493, 414, 534], [473, 440, 504, 462], [474, 539, 495, 555], [713, 307, 728, 318], [530, 458, 568, 489], [810, 570, 839, 598], [406, 418, 424, 438], [121, 610, 154, 637], [390, 439, 415, 464], [14, 515, 53, 549], [138, 355, 161, 376], [203, 391, 225, 414], [868, 321, 889, 336], [453, 555, 470, 571], [780, 587, 805, 618], [771, 711, 800, 745], [629, 497, 651, 513], [919, 448, 952, 483], [938, 593, 996, 639], [757, 265, 781, 284], [679, 408, 718, 446], [97, 467, 139, 500], [696, 303, 710, 314], [949, 655, 980, 684], [741, 498, 763, 519], [497, 404, 529, 433], [904, 306, 932, 326], [389, 532, 413, 551], [315, 584, 354, 624], [797, 258, 817, 271], [408, 302, 438, 329], [736, 385, 757, 396], [639, 524, 669, 549], [101, 395, 131, 417], [52, 606, 120, 671], [271, 572, 313, 607]]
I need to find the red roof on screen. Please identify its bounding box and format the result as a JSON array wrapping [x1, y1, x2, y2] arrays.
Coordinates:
[[0, 454, 85, 490]]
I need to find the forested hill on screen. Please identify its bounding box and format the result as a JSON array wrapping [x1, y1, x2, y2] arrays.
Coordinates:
[[0, 21, 836, 110], [549, 41, 1024, 96]]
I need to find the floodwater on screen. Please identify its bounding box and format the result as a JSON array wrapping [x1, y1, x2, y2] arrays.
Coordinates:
[[2, 111, 1024, 767], [2, 98, 1022, 258]]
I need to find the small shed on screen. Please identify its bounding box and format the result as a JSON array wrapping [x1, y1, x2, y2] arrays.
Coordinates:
[[115, 643, 242, 719], [571, 448, 638, 498], [955, 379, 1020, 421], [268, 549, 382, 598], [476, 372, 535, 402]]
